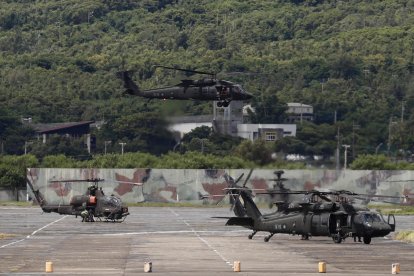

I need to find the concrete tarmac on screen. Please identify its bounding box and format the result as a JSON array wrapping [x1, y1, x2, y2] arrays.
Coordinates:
[[0, 206, 413, 275]]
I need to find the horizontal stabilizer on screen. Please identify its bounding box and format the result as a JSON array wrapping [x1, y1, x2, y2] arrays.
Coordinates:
[[225, 217, 254, 227]]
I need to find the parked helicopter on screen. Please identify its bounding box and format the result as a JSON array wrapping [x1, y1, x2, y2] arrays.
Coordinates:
[[218, 170, 403, 244], [27, 176, 134, 222], [116, 66, 253, 107]]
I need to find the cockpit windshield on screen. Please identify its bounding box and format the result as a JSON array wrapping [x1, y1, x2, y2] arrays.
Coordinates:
[[232, 85, 241, 93], [363, 213, 383, 223], [104, 196, 121, 207]]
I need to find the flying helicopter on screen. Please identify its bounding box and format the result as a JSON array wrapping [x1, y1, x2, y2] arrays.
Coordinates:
[[27, 176, 136, 222], [217, 170, 406, 245], [116, 66, 253, 107]]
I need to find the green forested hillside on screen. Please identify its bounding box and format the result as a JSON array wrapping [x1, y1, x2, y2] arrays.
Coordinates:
[[1, 0, 414, 160]]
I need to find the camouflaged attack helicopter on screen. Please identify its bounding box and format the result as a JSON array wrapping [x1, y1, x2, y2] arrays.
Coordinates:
[[217, 170, 405, 244], [27, 176, 134, 222], [116, 66, 253, 107]]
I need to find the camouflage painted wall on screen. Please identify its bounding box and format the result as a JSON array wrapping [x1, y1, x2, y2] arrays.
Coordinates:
[[26, 168, 414, 205]]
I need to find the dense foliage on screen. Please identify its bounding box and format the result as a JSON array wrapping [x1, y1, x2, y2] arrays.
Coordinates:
[[2, 1, 414, 164]]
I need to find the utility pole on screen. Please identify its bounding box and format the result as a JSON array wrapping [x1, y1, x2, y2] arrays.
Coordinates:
[[336, 127, 340, 171], [352, 122, 360, 160], [119, 142, 126, 155], [342, 144, 351, 170], [387, 118, 396, 156], [104, 141, 111, 155]]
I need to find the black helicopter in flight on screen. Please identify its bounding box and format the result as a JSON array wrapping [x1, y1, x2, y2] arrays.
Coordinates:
[[219, 170, 401, 245], [27, 176, 132, 222], [116, 66, 253, 107]]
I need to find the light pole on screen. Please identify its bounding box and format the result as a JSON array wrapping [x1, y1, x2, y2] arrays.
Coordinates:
[[24, 141, 33, 155], [342, 144, 350, 170], [119, 142, 126, 155], [88, 11, 94, 24], [104, 141, 111, 155]]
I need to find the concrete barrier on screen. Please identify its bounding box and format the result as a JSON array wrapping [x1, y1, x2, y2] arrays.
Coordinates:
[[233, 261, 241, 272], [45, 261, 53, 273], [144, 262, 152, 273], [318, 261, 326, 273], [392, 263, 400, 274]]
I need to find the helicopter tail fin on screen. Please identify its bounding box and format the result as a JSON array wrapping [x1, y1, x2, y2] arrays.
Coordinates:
[[238, 190, 262, 220], [26, 175, 48, 210], [116, 71, 141, 96]]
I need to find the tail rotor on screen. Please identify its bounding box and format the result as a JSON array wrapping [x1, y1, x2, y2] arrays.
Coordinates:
[[218, 169, 254, 216]]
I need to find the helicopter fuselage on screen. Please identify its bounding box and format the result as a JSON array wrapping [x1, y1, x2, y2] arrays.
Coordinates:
[[225, 188, 395, 244], [27, 179, 130, 222], [117, 71, 252, 107]]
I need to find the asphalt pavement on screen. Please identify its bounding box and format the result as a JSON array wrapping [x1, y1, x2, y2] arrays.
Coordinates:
[[0, 206, 413, 275]]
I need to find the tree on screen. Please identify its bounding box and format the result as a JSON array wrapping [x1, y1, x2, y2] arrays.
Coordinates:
[[0, 108, 34, 155], [234, 139, 273, 166], [0, 155, 38, 200], [248, 94, 287, 124], [350, 154, 399, 170], [29, 135, 91, 160], [109, 112, 176, 155]]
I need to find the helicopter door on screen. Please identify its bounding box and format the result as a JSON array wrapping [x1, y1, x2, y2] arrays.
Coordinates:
[[387, 214, 396, 231], [311, 214, 329, 236], [328, 214, 346, 234]]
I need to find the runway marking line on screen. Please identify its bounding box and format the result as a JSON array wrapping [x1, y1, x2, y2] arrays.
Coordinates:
[[0, 215, 67, 248], [168, 208, 234, 269], [103, 230, 250, 236]]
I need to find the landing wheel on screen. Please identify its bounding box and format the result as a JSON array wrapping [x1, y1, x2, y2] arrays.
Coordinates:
[[222, 101, 230, 107], [216, 102, 223, 107], [248, 231, 257, 240], [332, 234, 342, 244], [363, 236, 371, 244]]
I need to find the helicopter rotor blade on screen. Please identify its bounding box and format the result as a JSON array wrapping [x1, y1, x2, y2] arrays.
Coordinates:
[[153, 65, 215, 77], [234, 173, 245, 185], [49, 178, 104, 183], [242, 169, 253, 188], [114, 180, 144, 186]]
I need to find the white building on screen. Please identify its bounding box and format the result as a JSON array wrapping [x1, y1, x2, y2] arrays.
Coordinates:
[[286, 103, 314, 123], [168, 102, 297, 142], [237, 124, 297, 141]]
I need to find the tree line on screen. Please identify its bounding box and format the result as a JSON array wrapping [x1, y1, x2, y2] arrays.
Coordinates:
[[2, 1, 414, 168]]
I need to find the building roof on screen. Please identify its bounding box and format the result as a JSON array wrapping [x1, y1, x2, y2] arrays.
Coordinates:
[[33, 121, 94, 134], [287, 102, 313, 108]]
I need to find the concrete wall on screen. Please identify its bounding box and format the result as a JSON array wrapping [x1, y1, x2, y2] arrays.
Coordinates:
[[0, 190, 27, 201], [25, 168, 414, 205]]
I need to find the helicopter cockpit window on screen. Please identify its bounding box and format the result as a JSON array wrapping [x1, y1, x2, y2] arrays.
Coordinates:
[[106, 196, 121, 207], [363, 213, 383, 223]]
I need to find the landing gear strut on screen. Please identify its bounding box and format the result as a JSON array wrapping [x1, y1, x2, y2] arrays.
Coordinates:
[[216, 101, 230, 107], [301, 234, 309, 240], [363, 236, 371, 244], [264, 233, 274, 242], [248, 231, 257, 240]]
